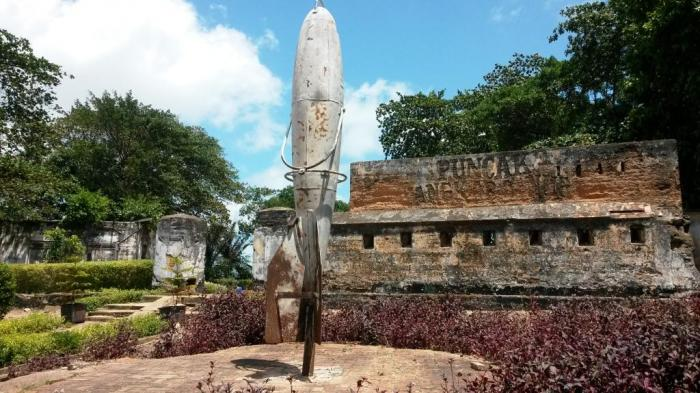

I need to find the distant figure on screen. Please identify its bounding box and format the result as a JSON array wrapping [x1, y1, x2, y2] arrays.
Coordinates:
[[235, 286, 244, 296]]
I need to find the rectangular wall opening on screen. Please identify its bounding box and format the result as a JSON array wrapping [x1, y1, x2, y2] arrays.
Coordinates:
[[482, 230, 496, 246], [400, 232, 412, 248], [575, 164, 582, 177], [577, 229, 594, 246], [362, 234, 374, 249], [439, 231, 453, 247], [630, 225, 645, 244], [529, 230, 543, 246]]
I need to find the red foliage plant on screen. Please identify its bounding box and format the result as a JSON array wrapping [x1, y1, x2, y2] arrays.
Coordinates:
[[151, 291, 698, 392], [6, 354, 71, 379], [152, 291, 265, 358], [82, 322, 138, 361], [322, 297, 700, 392]]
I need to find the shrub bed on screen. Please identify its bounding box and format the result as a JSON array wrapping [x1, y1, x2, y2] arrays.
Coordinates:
[[79, 288, 149, 311], [0, 312, 65, 335], [322, 297, 700, 392], [152, 291, 264, 358], [9, 260, 153, 293], [0, 263, 16, 318], [10, 294, 696, 391], [0, 330, 81, 366], [0, 313, 165, 366]]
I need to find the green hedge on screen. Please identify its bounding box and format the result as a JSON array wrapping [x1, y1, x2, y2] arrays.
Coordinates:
[[0, 312, 65, 335], [0, 264, 15, 317], [0, 313, 166, 366], [9, 260, 154, 293], [0, 331, 81, 365], [80, 288, 150, 311]]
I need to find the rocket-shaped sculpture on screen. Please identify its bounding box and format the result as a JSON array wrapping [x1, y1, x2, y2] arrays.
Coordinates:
[[290, 0, 344, 265], [264, 1, 344, 375]]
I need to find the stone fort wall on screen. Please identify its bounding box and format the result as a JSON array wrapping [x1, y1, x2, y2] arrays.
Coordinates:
[[326, 205, 697, 294], [1, 220, 153, 263], [255, 140, 699, 295]]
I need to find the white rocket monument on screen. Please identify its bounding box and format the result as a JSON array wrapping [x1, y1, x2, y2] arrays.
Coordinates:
[[286, 0, 344, 265], [264, 0, 344, 376]]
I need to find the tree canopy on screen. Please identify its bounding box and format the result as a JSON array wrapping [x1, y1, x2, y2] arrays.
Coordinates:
[[377, 0, 700, 209], [53, 92, 244, 222], [0, 29, 66, 159], [0, 29, 74, 221]]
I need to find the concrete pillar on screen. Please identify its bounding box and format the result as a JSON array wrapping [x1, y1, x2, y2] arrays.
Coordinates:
[[153, 214, 207, 289], [252, 208, 295, 281]]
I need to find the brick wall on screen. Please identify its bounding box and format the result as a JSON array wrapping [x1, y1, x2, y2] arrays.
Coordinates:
[[350, 140, 682, 214]]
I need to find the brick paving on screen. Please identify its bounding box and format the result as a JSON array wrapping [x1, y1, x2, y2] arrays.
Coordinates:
[[0, 343, 488, 393]]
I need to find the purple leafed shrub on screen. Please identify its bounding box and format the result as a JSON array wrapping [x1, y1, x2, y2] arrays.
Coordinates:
[[82, 323, 138, 361], [323, 297, 700, 392], [152, 292, 265, 358], [6, 354, 71, 379], [152, 291, 698, 392]]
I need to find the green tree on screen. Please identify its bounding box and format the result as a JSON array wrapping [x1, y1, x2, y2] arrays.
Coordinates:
[[114, 195, 165, 222], [262, 186, 295, 210], [377, 54, 584, 159], [43, 227, 86, 263], [54, 92, 244, 220], [0, 29, 74, 221], [552, 0, 700, 208], [0, 157, 75, 221], [334, 200, 349, 212], [255, 185, 349, 214], [0, 29, 66, 159], [377, 1, 700, 210], [377, 91, 470, 159], [238, 185, 349, 240], [238, 186, 276, 239], [63, 189, 111, 226], [205, 219, 251, 280]]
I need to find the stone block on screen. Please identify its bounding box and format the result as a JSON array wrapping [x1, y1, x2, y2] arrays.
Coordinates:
[[153, 214, 206, 289]]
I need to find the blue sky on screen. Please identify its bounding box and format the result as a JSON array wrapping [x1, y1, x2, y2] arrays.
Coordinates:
[[189, 0, 583, 201], [0, 0, 586, 206]]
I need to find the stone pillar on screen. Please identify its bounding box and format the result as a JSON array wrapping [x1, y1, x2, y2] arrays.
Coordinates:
[[688, 211, 700, 271], [252, 208, 295, 281], [153, 214, 207, 289]]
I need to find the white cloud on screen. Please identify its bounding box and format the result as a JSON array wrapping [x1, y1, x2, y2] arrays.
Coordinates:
[[491, 3, 523, 23], [236, 110, 287, 151], [342, 79, 410, 160], [247, 162, 292, 190], [255, 29, 279, 50], [209, 3, 228, 16], [0, 0, 283, 150]]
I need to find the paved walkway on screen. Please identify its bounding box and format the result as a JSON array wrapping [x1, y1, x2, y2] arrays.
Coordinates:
[[0, 343, 489, 393]]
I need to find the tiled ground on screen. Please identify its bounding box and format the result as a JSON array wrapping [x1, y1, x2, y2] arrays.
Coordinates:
[[0, 343, 488, 393]]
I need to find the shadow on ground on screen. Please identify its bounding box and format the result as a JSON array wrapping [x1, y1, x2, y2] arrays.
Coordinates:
[[231, 358, 300, 379]]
